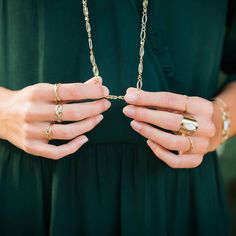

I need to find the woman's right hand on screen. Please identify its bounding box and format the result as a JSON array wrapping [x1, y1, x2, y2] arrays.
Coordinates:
[[0, 77, 111, 160]]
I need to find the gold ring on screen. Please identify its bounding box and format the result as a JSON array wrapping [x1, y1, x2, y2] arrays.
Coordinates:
[[178, 115, 198, 136], [55, 104, 63, 123], [183, 95, 189, 113], [185, 135, 194, 153], [45, 123, 53, 141], [54, 83, 62, 104]]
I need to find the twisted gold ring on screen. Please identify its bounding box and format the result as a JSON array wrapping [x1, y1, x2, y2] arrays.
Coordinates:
[[45, 123, 53, 141], [55, 104, 63, 123]]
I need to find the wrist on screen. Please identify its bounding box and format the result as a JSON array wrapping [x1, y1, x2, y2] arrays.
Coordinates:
[[208, 101, 223, 152]]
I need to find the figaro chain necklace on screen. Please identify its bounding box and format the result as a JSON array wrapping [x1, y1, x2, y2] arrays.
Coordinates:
[[82, 0, 149, 100]]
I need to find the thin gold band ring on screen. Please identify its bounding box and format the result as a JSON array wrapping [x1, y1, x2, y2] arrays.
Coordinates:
[[54, 83, 62, 104]]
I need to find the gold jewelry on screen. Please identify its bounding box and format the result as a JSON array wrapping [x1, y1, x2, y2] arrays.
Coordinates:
[[185, 135, 194, 153], [178, 115, 198, 136], [55, 104, 63, 123], [179, 135, 194, 155], [82, 0, 149, 100], [54, 83, 62, 104], [45, 123, 53, 141], [183, 95, 189, 113], [213, 97, 231, 144]]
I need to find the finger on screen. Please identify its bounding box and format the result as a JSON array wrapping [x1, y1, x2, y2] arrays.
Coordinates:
[[26, 99, 111, 122], [146, 139, 203, 168], [38, 115, 104, 140], [27, 135, 89, 160], [124, 88, 213, 116], [29, 82, 109, 102], [84, 76, 103, 85], [123, 105, 215, 137], [130, 120, 210, 154]]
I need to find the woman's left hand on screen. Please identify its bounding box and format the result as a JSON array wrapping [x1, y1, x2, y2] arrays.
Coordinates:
[[123, 88, 222, 169]]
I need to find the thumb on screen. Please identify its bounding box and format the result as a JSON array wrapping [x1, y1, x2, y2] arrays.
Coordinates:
[[84, 76, 103, 85]]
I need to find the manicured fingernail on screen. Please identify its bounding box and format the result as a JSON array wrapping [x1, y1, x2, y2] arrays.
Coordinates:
[[131, 120, 141, 130], [105, 100, 111, 109], [124, 93, 137, 103], [123, 106, 135, 116], [94, 76, 102, 84], [102, 86, 109, 96], [147, 139, 154, 146], [96, 115, 104, 124], [79, 136, 89, 144], [127, 87, 138, 93]]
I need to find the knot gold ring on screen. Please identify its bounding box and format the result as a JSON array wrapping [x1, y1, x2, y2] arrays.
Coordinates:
[[55, 104, 63, 123], [45, 123, 53, 141]]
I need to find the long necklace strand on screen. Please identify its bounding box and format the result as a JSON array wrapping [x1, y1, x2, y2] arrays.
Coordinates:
[[82, 0, 149, 100]]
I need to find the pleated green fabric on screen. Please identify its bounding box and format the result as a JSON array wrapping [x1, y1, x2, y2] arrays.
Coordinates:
[[0, 0, 235, 235]]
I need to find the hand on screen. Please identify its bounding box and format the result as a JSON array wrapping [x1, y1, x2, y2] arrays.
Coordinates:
[[123, 88, 222, 169], [0, 77, 111, 160]]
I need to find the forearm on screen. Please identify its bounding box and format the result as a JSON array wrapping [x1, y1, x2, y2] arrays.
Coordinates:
[[215, 81, 236, 138]]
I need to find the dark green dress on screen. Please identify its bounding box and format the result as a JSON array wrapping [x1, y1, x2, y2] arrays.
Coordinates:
[[0, 0, 236, 235]]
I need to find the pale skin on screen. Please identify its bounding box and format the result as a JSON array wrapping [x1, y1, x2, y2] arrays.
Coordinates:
[[123, 81, 236, 168], [0, 77, 235, 168]]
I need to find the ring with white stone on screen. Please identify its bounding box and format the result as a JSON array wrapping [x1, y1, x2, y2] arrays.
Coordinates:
[[178, 115, 198, 136]]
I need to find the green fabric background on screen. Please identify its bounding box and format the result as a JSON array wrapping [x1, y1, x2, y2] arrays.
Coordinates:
[[0, 0, 235, 235]]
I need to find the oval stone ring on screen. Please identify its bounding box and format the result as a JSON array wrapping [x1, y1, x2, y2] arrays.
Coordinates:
[[178, 115, 198, 136]]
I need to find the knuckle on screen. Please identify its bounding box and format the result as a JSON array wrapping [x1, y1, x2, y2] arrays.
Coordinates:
[[192, 156, 203, 168], [202, 139, 210, 153], [22, 140, 33, 154], [162, 92, 176, 107], [26, 85, 40, 102], [60, 128, 73, 139], [70, 107, 82, 120], [48, 150, 62, 160], [169, 158, 181, 169], [169, 136, 181, 150], [71, 84, 83, 98], [99, 99, 110, 111], [22, 123, 33, 139], [22, 102, 34, 122], [207, 123, 216, 138], [205, 101, 214, 117]]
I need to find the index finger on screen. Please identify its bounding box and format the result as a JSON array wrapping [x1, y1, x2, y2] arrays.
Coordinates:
[[124, 88, 211, 115], [35, 82, 109, 103]]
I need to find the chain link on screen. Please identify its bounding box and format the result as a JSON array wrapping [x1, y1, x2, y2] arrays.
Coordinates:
[[82, 0, 149, 99]]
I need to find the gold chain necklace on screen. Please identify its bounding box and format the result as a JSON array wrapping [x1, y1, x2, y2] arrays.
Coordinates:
[[82, 0, 149, 100]]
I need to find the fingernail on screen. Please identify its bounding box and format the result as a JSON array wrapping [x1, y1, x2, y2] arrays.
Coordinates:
[[103, 86, 110, 96], [105, 100, 111, 109], [131, 120, 141, 130], [96, 115, 104, 124], [123, 106, 135, 116], [94, 76, 102, 84], [124, 93, 137, 103], [79, 136, 89, 145], [147, 139, 153, 146], [126, 87, 138, 93]]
